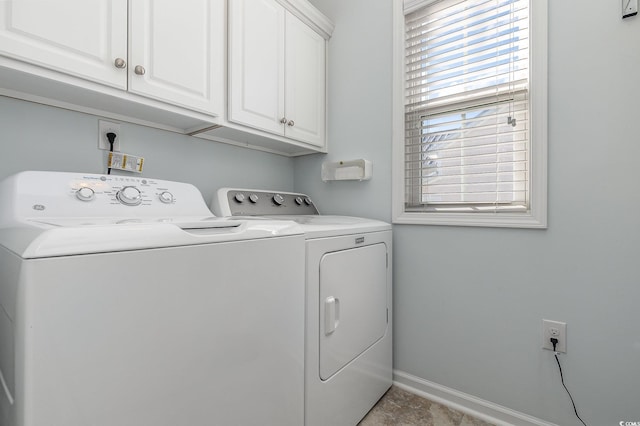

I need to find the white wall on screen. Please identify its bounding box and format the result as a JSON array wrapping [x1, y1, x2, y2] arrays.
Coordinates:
[[300, 0, 640, 425], [0, 96, 295, 205]]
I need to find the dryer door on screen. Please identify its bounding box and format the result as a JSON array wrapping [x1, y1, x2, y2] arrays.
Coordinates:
[[319, 243, 388, 380]]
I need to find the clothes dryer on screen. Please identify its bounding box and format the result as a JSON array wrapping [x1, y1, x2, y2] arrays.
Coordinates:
[[0, 172, 305, 426], [213, 189, 392, 426]]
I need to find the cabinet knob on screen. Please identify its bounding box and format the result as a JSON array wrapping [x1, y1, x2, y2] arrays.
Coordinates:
[[287, 120, 295, 127], [280, 117, 287, 124], [134, 65, 146, 75], [114, 58, 127, 69]]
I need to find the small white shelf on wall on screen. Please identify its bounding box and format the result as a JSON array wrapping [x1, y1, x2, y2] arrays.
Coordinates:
[[321, 159, 372, 181]]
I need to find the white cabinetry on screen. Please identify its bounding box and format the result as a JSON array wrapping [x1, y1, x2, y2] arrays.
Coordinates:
[[0, 0, 224, 130], [227, 0, 329, 149], [0, 0, 332, 155], [129, 0, 223, 114], [0, 0, 128, 89], [284, 13, 326, 147]]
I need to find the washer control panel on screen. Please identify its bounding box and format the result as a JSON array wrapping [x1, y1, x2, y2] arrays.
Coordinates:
[[69, 175, 180, 208], [219, 189, 319, 216], [2, 171, 213, 220]]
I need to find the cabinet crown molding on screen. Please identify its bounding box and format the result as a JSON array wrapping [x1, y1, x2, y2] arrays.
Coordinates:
[[275, 0, 334, 39]]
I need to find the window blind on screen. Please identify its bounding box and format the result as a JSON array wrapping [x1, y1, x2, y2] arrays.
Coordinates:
[[404, 0, 530, 213]]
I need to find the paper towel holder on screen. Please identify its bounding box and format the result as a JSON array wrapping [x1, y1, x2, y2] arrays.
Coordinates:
[[321, 159, 372, 181]]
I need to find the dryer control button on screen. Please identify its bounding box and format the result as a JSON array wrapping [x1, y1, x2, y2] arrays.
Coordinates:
[[249, 193, 259, 203], [304, 197, 313, 206], [273, 194, 285, 206], [294, 196, 304, 205], [234, 193, 245, 203], [76, 187, 95, 202]]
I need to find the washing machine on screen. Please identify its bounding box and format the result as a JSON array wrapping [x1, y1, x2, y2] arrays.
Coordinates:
[[0, 171, 306, 426], [213, 189, 392, 426]]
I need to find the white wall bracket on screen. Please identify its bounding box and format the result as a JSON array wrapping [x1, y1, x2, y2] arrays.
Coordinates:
[[321, 159, 372, 181]]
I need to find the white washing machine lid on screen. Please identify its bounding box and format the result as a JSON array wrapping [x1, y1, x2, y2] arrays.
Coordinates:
[[0, 218, 302, 259], [0, 172, 303, 258]]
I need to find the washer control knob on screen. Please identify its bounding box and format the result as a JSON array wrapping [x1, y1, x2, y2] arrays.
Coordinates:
[[273, 193, 285, 206], [294, 196, 304, 205], [234, 193, 246, 203], [159, 191, 174, 204], [249, 193, 259, 203], [304, 197, 313, 206], [76, 187, 95, 202], [117, 186, 142, 206]]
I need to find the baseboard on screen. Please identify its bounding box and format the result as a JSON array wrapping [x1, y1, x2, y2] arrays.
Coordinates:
[[393, 370, 558, 426]]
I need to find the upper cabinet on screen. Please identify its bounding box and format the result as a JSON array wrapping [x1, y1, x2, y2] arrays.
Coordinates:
[[0, 0, 224, 131], [284, 12, 326, 147], [0, 0, 333, 155], [223, 0, 331, 150], [0, 0, 128, 89], [128, 0, 223, 115], [229, 0, 285, 137]]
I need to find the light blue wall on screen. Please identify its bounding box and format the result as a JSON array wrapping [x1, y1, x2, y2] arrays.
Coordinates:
[[293, 0, 392, 220], [301, 0, 640, 425], [0, 96, 295, 205]]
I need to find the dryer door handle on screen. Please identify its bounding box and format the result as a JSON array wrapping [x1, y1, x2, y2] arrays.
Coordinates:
[[324, 296, 340, 335]]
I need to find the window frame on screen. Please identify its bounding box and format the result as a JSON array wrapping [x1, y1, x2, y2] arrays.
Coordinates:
[[392, 0, 548, 228]]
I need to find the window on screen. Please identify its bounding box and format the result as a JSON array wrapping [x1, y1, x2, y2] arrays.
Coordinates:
[[392, 0, 547, 228]]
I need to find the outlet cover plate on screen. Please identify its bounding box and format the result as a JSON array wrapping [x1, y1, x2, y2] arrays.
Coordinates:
[[98, 120, 121, 151], [542, 319, 566, 353], [623, 0, 638, 18]]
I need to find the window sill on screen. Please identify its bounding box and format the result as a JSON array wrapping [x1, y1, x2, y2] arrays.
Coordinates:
[[392, 211, 547, 229]]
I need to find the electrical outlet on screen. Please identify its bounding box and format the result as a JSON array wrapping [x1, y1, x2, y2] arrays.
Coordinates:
[[98, 120, 122, 151], [542, 319, 566, 353], [623, 0, 638, 18]]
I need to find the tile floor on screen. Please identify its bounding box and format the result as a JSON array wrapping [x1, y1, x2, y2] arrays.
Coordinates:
[[358, 386, 495, 426]]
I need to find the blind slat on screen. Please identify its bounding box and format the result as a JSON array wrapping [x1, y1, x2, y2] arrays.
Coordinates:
[[406, 64, 529, 103], [406, 5, 528, 46], [406, 83, 528, 115]]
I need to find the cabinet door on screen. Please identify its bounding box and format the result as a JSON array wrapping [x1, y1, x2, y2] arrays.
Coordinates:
[[228, 0, 285, 135], [128, 0, 224, 115], [284, 12, 326, 147], [0, 0, 127, 89]]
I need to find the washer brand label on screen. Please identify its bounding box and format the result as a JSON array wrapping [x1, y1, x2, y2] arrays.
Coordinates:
[[32, 204, 45, 211], [355, 237, 365, 244]]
